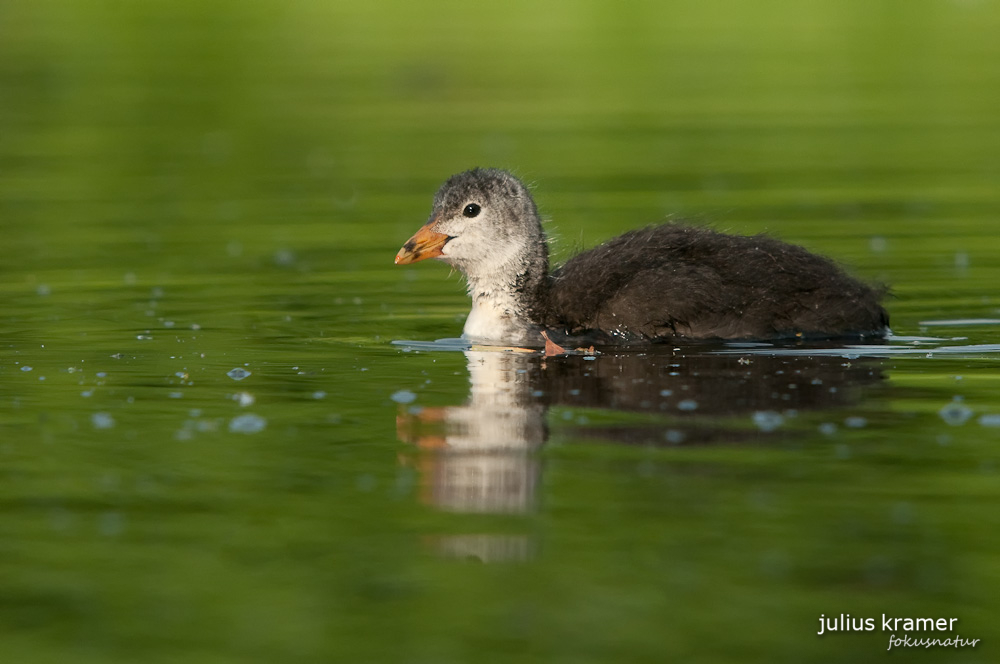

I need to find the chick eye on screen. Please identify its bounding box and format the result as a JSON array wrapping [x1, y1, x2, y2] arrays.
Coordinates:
[[462, 203, 481, 218]]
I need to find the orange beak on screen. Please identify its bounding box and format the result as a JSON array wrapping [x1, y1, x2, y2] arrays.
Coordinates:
[[395, 222, 451, 265]]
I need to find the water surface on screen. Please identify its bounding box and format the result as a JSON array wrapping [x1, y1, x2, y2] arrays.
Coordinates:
[[2, 1, 999, 662]]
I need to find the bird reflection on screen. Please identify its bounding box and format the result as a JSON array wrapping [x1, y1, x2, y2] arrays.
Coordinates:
[[397, 350, 545, 562], [396, 345, 885, 561], [398, 351, 547, 516]]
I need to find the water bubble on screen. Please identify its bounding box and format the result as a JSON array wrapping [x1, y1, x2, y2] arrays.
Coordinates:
[[979, 414, 1000, 427], [91, 412, 116, 429], [229, 414, 266, 434], [312, 390, 327, 400], [818, 422, 837, 436], [659, 389, 673, 397], [891, 501, 915, 525], [227, 367, 251, 381], [98, 511, 125, 537], [677, 399, 698, 411], [20, 366, 32, 372], [844, 416, 868, 429], [664, 429, 685, 444], [49, 508, 74, 532], [939, 398, 973, 426], [759, 549, 790, 579], [390, 389, 416, 404], [273, 248, 296, 266], [752, 411, 784, 432], [233, 392, 255, 407]]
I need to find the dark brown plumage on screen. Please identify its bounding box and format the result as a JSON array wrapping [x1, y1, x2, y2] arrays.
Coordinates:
[[395, 169, 889, 344], [547, 225, 888, 340]]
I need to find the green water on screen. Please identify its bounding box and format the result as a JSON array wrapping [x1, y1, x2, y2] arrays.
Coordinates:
[[2, 1, 1000, 662]]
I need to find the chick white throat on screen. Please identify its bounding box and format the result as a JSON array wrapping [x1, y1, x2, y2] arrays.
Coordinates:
[[461, 267, 541, 344]]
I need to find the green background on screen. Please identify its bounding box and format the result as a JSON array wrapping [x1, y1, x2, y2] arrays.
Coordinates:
[[1, 1, 999, 662]]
